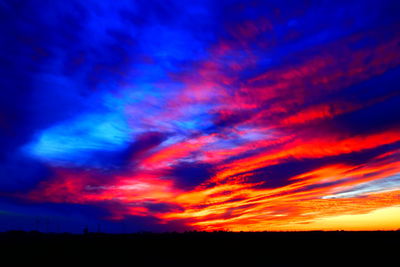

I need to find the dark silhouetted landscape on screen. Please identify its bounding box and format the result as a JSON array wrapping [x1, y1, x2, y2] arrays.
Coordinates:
[[1, 230, 398, 266]]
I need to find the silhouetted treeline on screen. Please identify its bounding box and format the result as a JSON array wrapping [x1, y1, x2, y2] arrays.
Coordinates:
[[1, 230, 398, 267]]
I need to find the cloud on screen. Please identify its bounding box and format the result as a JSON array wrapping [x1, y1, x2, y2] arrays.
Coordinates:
[[1, 0, 400, 232]]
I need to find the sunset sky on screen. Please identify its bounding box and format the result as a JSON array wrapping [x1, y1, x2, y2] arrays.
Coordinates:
[[0, 0, 399, 233]]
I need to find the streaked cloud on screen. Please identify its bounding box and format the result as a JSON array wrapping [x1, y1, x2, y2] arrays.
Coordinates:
[[1, 0, 399, 232]]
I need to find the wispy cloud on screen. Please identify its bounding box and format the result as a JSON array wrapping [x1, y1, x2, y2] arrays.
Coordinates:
[[1, 0, 399, 231]]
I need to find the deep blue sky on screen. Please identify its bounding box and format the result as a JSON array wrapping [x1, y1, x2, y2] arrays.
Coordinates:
[[0, 0, 400, 233]]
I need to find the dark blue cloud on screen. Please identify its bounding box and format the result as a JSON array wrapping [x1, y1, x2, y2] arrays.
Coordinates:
[[169, 162, 215, 190], [1, 0, 400, 232], [334, 95, 400, 136], [240, 140, 400, 189], [0, 153, 52, 192]]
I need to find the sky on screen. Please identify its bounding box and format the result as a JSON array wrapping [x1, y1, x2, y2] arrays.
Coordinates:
[[0, 0, 400, 233]]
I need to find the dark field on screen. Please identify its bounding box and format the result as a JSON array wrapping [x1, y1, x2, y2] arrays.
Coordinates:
[[1, 231, 399, 266]]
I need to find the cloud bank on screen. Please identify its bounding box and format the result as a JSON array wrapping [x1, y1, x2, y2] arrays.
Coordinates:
[[0, 0, 399, 232]]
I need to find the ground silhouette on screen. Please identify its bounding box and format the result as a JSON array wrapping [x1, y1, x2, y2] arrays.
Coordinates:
[[0, 230, 398, 266]]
